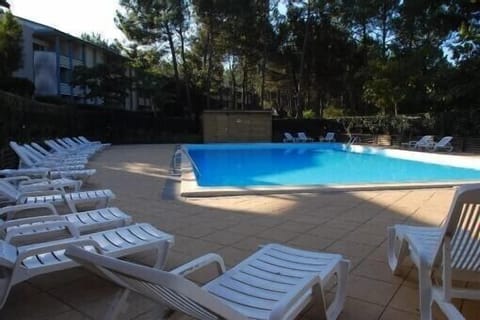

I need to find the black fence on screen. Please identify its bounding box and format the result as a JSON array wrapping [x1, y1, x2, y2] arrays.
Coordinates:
[[0, 91, 202, 168]]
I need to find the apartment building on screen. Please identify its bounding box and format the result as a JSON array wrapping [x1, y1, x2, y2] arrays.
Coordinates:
[[13, 16, 148, 110]]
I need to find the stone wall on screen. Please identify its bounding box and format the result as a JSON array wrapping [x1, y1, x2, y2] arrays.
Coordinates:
[[203, 110, 272, 142]]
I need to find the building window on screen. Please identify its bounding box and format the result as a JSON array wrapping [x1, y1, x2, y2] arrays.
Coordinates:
[[59, 68, 71, 83], [33, 43, 46, 51]]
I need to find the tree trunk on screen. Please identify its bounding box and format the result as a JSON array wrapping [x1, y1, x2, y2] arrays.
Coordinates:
[[381, 0, 388, 58], [296, 0, 311, 119], [242, 60, 248, 110], [205, 21, 214, 110], [260, 0, 269, 109], [178, 25, 192, 117], [165, 23, 181, 111], [229, 56, 237, 109]]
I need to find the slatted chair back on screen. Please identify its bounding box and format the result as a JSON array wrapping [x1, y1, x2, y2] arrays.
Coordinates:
[[436, 136, 453, 148], [9, 142, 35, 167], [0, 181, 19, 201], [434, 184, 480, 273]]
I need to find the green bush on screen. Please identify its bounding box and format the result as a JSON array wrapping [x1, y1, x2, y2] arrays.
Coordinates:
[[302, 109, 315, 119], [0, 77, 34, 97]]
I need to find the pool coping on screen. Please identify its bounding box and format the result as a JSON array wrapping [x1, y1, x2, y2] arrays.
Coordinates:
[[180, 143, 480, 197]]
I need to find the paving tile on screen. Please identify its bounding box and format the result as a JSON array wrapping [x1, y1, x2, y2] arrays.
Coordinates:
[[337, 297, 384, 320], [0, 292, 72, 319], [326, 240, 377, 259], [347, 275, 400, 306], [231, 236, 270, 251], [287, 233, 336, 251], [352, 259, 405, 284], [256, 227, 302, 243], [389, 285, 420, 313], [200, 230, 247, 246], [171, 235, 224, 257], [379, 307, 419, 320]]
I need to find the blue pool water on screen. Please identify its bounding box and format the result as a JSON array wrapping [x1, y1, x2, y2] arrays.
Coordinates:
[[184, 144, 480, 187]]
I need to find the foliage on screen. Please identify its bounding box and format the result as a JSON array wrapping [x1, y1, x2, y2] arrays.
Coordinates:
[[302, 109, 315, 119], [0, 11, 22, 79], [0, 77, 34, 97], [108, 0, 480, 120], [0, 1, 9, 9], [80, 33, 121, 54], [71, 61, 130, 107]]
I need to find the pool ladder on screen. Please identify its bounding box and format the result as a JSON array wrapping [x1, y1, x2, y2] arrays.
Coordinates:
[[170, 145, 201, 177], [347, 136, 359, 146], [170, 145, 183, 176]]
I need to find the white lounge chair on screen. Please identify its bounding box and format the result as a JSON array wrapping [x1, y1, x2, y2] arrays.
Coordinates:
[[0, 222, 173, 308], [63, 137, 106, 153], [66, 243, 350, 320], [0, 203, 132, 245], [9, 142, 87, 170], [433, 136, 454, 152], [24, 144, 88, 165], [401, 135, 434, 150], [78, 136, 111, 150], [2, 176, 82, 192], [0, 180, 115, 212], [283, 132, 297, 142], [297, 132, 314, 142], [0, 167, 96, 182], [387, 183, 480, 320], [30, 142, 89, 162], [320, 132, 336, 142]]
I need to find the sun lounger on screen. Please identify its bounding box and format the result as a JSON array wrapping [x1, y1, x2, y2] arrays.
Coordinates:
[[0, 222, 173, 308], [66, 243, 350, 320]]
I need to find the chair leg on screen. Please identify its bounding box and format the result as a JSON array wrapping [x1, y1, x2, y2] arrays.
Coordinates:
[[306, 281, 327, 320], [418, 261, 433, 320], [102, 288, 130, 320], [387, 227, 409, 275], [326, 259, 350, 320]]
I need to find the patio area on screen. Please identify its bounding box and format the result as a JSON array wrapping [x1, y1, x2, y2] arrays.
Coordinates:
[[0, 144, 477, 320]]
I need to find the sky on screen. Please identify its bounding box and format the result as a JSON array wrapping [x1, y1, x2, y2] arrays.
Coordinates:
[[9, 0, 127, 42]]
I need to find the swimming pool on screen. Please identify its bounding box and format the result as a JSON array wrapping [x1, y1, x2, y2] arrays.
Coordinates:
[[181, 143, 480, 196]]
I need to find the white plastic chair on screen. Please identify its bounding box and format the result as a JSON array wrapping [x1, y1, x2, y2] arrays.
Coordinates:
[[0, 180, 115, 212], [297, 132, 314, 142], [0, 167, 96, 182], [388, 183, 480, 320], [320, 132, 336, 142], [66, 243, 350, 320], [401, 135, 434, 150], [0, 222, 173, 308], [9, 141, 87, 170], [283, 132, 297, 142], [433, 136, 454, 152], [0, 203, 132, 245], [2, 175, 82, 192]]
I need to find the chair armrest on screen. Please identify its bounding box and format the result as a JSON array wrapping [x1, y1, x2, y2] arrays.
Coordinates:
[[17, 189, 65, 199], [0, 203, 58, 220], [18, 178, 50, 185], [15, 238, 104, 266], [269, 275, 323, 320], [1, 176, 31, 184], [171, 253, 226, 277], [0, 168, 49, 178], [5, 221, 80, 243]]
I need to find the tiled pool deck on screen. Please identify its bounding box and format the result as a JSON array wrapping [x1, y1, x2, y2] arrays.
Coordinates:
[[1, 144, 478, 320]]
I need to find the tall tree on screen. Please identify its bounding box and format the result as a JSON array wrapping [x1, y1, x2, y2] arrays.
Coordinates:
[[116, 0, 190, 115], [0, 11, 22, 79], [0, 0, 9, 9], [72, 61, 130, 107]]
